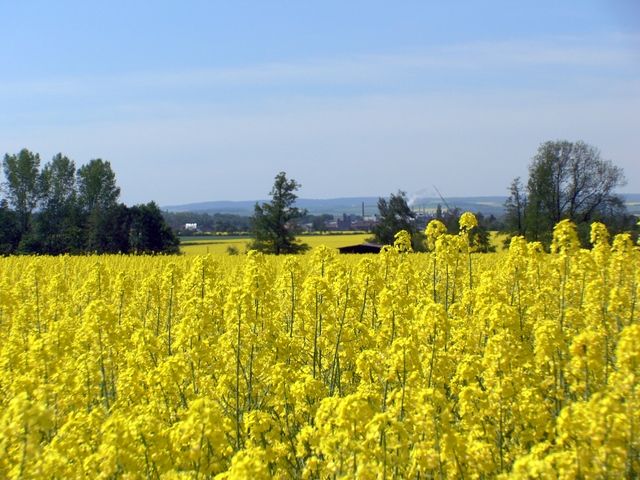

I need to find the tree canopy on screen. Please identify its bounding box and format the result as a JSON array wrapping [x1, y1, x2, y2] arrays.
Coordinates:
[[130, 202, 180, 254], [77, 159, 121, 213], [0, 149, 179, 255], [505, 140, 631, 245], [372, 191, 416, 245], [2, 149, 40, 235], [249, 172, 309, 255]]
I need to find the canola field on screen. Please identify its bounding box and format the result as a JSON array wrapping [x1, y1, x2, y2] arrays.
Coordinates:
[[0, 218, 638, 479], [180, 233, 371, 255]]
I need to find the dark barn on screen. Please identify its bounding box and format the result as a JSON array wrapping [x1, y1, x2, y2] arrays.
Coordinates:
[[337, 242, 383, 254]]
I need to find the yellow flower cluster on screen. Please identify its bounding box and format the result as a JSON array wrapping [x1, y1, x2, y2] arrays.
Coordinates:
[[0, 219, 638, 479]]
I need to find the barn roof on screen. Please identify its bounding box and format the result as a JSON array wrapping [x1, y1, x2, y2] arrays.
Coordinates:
[[337, 242, 384, 254]]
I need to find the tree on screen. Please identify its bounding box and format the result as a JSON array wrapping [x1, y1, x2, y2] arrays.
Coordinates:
[[34, 153, 83, 254], [249, 172, 309, 255], [2, 148, 41, 235], [470, 213, 496, 253], [504, 177, 526, 237], [0, 200, 20, 254], [77, 159, 120, 213], [77, 159, 122, 251], [506, 140, 627, 245], [86, 203, 132, 253], [372, 191, 416, 245], [1, 148, 182, 255], [129, 202, 180, 254]]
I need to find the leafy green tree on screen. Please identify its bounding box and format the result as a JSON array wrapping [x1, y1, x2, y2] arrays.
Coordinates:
[[77, 159, 120, 213], [35, 154, 83, 254], [87, 203, 131, 253], [77, 159, 122, 252], [372, 191, 416, 245], [1, 149, 181, 255], [506, 140, 627, 245], [129, 202, 180, 254], [38, 154, 77, 209], [0, 200, 20, 254], [249, 172, 309, 255], [2, 148, 41, 235], [504, 177, 526, 237], [470, 213, 496, 253]]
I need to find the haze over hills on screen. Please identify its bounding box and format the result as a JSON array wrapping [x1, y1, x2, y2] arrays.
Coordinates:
[[164, 194, 640, 217]]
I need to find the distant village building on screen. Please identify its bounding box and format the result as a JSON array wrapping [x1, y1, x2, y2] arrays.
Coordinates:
[[330, 214, 377, 232], [351, 217, 377, 231], [337, 213, 352, 230], [325, 220, 339, 231], [184, 223, 198, 231]]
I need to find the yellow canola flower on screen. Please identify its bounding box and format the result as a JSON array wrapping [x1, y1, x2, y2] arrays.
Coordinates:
[[393, 230, 413, 253], [458, 211, 478, 231], [0, 214, 637, 479], [551, 219, 580, 255], [589, 221, 610, 247], [425, 219, 447, 250]]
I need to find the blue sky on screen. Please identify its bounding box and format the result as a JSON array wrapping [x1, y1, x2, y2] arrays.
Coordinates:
[[1, 1, 639, 205]]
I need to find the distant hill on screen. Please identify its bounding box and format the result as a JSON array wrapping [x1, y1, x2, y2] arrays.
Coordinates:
[[164, 199, 270, 216], [164, 197, 382, 216], [625, 193, 640, 214], [164, 194, 640, 217], [407, 196, 507, 217]]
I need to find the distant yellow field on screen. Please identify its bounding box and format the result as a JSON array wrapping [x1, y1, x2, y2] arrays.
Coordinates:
[[490, 230, 509, 251], [180, 233, 372, 255], [180, 232, 510, 255]]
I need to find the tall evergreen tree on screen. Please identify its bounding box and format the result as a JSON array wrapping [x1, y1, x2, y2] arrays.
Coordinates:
[[249, 172, 309, 255]]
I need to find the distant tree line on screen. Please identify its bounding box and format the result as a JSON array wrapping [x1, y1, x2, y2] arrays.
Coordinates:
[[370, 140, 636, 252], [243, 139, 636, 256], [162, 211, 252, 234], [245, 176, 504, 254], [300, 213, 335, 232], [163, 210, 340, 235], [504, 140, 636, 246], [0, 149, 179, 255], [12, 138, 624, 257]]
